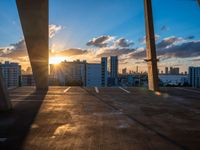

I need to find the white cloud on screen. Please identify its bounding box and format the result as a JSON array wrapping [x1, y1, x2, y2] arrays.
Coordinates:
[[49, 24, 64, 38]]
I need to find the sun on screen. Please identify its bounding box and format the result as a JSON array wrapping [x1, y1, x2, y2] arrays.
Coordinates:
[[49, 56, 66, 64]]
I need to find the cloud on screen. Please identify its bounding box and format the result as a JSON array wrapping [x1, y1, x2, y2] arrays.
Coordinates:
[[129, 48, 146, 60], [86, 35, 114, 47], [96, 47, 135, 58], [86, 35, 136, 58], [49, 24, 64, 38], [0, 39, 27, 59], [157, 40, 200, 58], [138, 34, 160, 44], [1, 34, 200, 69], [130, 36, 200, 60], [115, 38, 134, 47], [186, 36, 195, 40], [156, 36, 183, 50], [161, 25, 170, 31], [191, 58, 200, 62], [51, 48, 88, 56]]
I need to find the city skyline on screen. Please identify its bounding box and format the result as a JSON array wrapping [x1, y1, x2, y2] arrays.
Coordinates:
[[0, 0, 200, 72]]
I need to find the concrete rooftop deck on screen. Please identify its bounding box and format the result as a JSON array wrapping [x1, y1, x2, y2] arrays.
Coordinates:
[[0, 86, 200, 150]]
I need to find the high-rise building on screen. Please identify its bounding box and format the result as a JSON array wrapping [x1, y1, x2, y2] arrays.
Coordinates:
[[169, 67, 179, 75], [165, 67, 168, 74], [101, 57, 108, 87], [173, 67, 179, 75], [189, 67, 200, 88], [122, 68, 127, 75], [136, 66, 138, 73], [0, 61, 21, 87], [109, 56, 118, 85], [110, 56, 118, 78], [86, 63, 102, 87]]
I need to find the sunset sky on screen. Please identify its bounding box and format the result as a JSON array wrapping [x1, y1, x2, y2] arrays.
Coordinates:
[[0, 0, 200, 73]]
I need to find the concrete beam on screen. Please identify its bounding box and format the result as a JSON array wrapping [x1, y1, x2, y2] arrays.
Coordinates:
[[144, 0, 159, 91], [16, 0, 49, 90], [0, 73, 11, 111]]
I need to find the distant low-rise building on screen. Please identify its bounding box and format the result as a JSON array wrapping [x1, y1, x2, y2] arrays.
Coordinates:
[[159, 74, 188, 86], [50, 60, 86, 86], [21, 74, 35, 86], [122, 68, 127, 75], [189, 67, 200, 88], [50, 60, 103, 87], [169, 67, 179, 75], [86, 63, 102, 87], [0, 61, 21, 87]]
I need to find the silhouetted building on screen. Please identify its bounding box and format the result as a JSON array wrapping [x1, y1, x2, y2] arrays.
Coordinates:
[[122, 68, 127, 75], [165, 67, 168, 74], [189, 67, 200, 88], [169, 67, 179, 75], [101, 57, 108, 87], [136, 66, 138, 73], [109, 56, 118, 85], [0, 61, 21, 87]]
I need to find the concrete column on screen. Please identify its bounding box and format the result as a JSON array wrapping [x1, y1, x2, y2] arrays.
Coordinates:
[[144, 0, 159, 91], [16, 0, 49, 90], [0, 73, 11, 111]]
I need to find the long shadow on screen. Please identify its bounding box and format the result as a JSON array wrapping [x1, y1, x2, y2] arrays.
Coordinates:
[[0, 89, 47, 150]]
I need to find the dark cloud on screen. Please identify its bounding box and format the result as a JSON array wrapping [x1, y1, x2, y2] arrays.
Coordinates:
[[1, 39, 27, 58], [115, 38, 134, 47], [1, 39, 87, 60], [130, 36, 200, 60], [86, 36, 113, 47], [186, 36, 195, 40], [138, 35, 160, 44], [191, 58, 200, 62], [157, 40, 200, 58], [129, 50, 146, 60], [161, 25, 169, 31], [52, 48, 87, 56], [96, 47, 135, 58], [156, 36, 183, 50]]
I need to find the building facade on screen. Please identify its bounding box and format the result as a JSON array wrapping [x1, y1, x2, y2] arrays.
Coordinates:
[[109, 56, 118, 85], [86, 64, 102, 87], [0, 61, 21, 87], [101, 57, 108, 87], [110, 56, 118, 78], [50, 60, 86, 86], [189, 67, 200, 88], [21, 74, 35, 86], [170, 67, 179, 75], [165, 67, 168, 74]]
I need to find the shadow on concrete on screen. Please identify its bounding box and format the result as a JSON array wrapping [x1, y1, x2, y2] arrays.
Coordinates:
[[0, 89, 47, 150]]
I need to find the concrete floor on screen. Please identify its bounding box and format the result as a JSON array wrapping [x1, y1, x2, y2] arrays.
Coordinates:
[[0, 86, 200, 150]]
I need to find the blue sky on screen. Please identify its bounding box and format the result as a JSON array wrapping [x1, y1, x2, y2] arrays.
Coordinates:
[[0, 0, 200, 72]]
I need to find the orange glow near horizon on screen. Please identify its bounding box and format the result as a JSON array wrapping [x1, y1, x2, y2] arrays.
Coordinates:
[[49, 56, 69, 64]]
